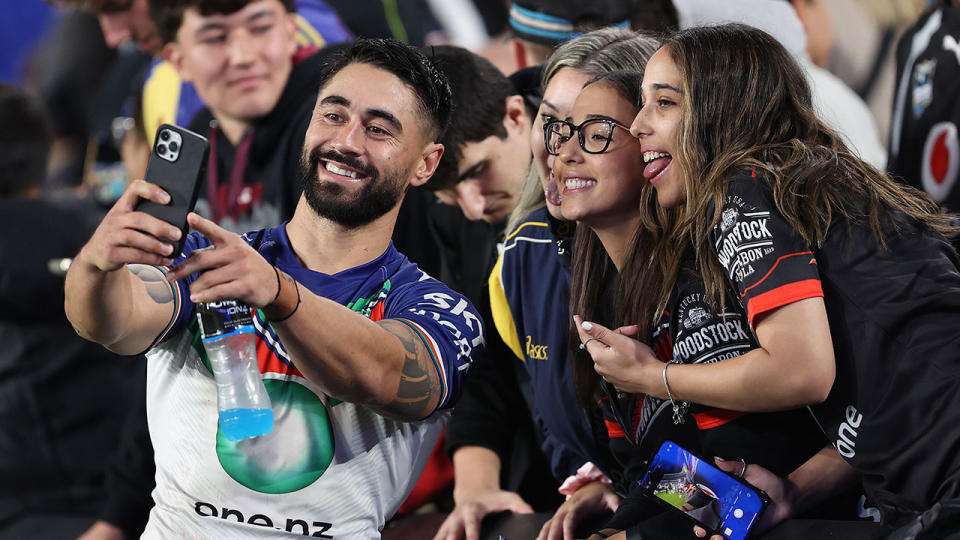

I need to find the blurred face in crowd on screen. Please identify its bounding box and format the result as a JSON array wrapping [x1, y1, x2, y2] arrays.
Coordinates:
[[438, 97, 531, 223], [299, 63, 443, 228], [530, 67, 592, 220], [553, 81, 644, 229], [97, 0, 163, 53], [164, 0, 297, 132], [632, 47, 684, 209]]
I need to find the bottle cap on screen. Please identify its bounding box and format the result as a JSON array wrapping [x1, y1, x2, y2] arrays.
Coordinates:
[[197, 300, 254, 339]]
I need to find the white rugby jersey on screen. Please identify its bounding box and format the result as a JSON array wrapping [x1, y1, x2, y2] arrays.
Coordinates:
[[142, 226, 483, 538]]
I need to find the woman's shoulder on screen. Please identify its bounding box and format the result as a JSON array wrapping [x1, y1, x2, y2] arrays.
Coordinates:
[[503, 207, 558, 247], [725, 167, 775, 192]]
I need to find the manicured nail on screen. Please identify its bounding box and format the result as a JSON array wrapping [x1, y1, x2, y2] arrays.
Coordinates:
[[581, 321, 593, 331]]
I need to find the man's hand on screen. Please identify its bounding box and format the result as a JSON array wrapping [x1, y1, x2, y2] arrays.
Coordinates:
[[76, 180, 182, 272], [65, 180, 183, 353], [694, 458, 794, 539], [165, 213, 277, 307], [432, 489, 534, 540], [536, 480, 620, 540]]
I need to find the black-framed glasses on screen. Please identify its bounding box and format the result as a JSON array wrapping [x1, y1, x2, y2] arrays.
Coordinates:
[[543, 118, 632, 156]]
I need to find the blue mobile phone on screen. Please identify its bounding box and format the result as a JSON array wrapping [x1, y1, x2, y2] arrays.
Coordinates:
[[639, 441, 768, 540]]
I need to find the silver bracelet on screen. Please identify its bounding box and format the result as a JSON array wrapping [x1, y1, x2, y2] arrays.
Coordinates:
[[662, 361, 688, 425]]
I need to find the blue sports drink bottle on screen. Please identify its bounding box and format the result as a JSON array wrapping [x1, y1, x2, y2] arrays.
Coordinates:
[[196, 300, 273, 441]]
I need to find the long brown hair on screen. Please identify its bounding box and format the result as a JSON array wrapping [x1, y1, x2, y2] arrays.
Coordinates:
[[567, 72, 667, 405], [653, 24, 957, 314]]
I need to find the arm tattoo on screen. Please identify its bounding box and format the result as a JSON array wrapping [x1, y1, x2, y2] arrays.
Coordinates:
[[128, 264, 175, 304], [376, 319, 442, 421]]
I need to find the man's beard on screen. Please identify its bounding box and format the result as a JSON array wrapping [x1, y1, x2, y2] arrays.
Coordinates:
[[299, 147, 408, 228]]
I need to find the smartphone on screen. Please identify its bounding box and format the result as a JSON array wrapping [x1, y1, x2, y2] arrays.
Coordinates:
[[137, 124, 208, 255], [639, 441, 768, 540]]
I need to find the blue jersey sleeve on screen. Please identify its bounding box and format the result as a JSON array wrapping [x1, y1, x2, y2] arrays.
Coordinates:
[[383, 280, 485, 411]]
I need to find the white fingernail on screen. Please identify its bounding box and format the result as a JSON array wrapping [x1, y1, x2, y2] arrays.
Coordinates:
[[581, 321, 593, 331]]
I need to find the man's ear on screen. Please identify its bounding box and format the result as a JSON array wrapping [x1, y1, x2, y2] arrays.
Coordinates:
[[411, 143, 445, 187], [163, 42, 190, 81], [503, 95, 530, 137]]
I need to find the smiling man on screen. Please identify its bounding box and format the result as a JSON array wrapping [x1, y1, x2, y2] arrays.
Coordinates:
[[154, 0, 346, 232], [65, 38, 484, 538], [54, 0, 351, 145]]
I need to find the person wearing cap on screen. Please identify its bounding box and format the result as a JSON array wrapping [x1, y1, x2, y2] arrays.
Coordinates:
[[480, 0, 638, 75]]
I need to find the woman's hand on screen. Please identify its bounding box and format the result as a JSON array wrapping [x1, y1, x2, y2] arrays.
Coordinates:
[[535, 480, 620, 540], [573, 315, 663, 396], [693, 458, 795, 539]]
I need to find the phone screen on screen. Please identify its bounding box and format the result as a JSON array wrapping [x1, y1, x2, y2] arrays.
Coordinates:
[[639, 441, 765, 540]]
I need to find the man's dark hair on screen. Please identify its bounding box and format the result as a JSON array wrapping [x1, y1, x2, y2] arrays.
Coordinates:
[[0, 84, 52, 197], [426, 45, 517, 190], [316, 38, 452, 144], [150, 0, 295, 44], [632, 0, 679, 33]]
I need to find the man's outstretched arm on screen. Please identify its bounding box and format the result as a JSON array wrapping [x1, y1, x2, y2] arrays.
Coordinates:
[[65, 180, 180, 355], [166, 212, 480, 421]]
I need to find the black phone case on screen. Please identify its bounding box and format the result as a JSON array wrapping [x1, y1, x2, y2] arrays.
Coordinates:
[[137, 124, 208, 256]]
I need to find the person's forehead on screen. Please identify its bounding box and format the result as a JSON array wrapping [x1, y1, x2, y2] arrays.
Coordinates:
[[570, 84, 627, 120], [643, 49, 682, 87], [320, 63, 420, 123], [181, 0, 282, 30], [542, 68, 592, 111]]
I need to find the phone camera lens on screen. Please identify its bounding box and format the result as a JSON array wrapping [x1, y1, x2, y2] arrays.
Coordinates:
[[168, 141, 179, 152], [160, 130, 170, 141], [157, 144, 167, 155]]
